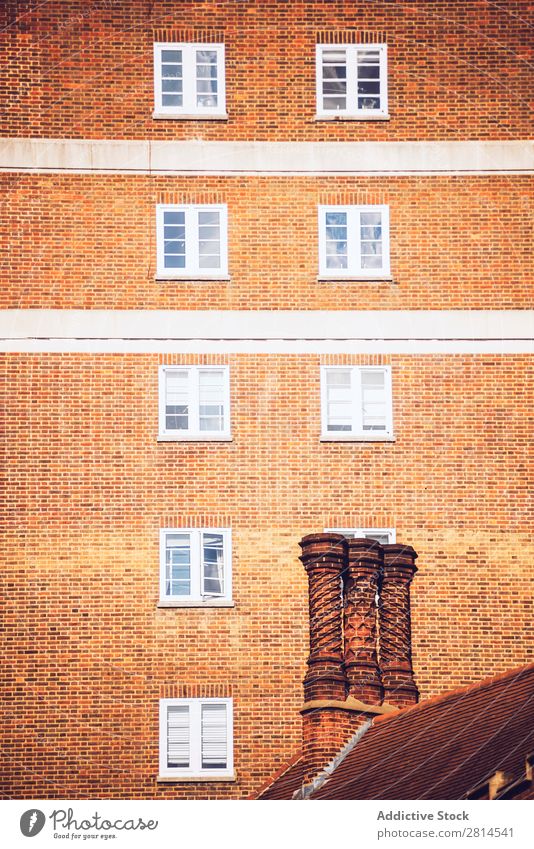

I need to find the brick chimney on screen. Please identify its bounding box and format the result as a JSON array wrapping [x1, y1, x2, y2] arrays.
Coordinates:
[[343, 538, 383, 705], [379, 544, 419, 707], [298, 533, 419, 789]]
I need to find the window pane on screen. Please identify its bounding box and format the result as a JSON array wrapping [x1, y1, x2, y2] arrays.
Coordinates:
[[166, 534, 191, 595], [162, 78, 183, 93], [163, 210, 186, 269], [166, 371, 189, 429], [326, 370, 352, 431], [162, 95, 183, 106], [361, 254, 383, 269], [196, 52, 218, 108], [197, 78, 218, 94], [199, 371, 225, 431], [357, 80, 380, 95], [164, 211, 185, 225], [358, 96, 380, 110], [322, 49, 347, 110], [162, 50, 182, 63], [202, 533, 224, 595], [161, 64, 182, 79], [364, 533, 390, 544], [201, 704, 227, 769], [167, 705, 190, 768], [326, 212, 347, 226], [198, 255, 221, 269], [198, 210, 220, 226], [361, 370, 387, 430], [164, 255, 186, 268], [196, 50, 218, 64]]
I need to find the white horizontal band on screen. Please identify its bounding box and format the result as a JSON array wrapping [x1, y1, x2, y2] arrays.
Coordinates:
[[1, 309, 531, 340], [0, 310, 532, 354], [0, 139, 532, 175], [1, 339, 531, 354]]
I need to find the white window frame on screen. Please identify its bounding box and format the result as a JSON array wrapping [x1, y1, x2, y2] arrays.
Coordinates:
[[153, 43, 227, 119], [325, 528, 396, 544], [320, 365, 394, 441], [315, 43, 388, 120], [318, 205, 390, 279], [159, 528, 232, 607], [156, 204, 229, 280], [159, 698, 234, 780], [158, 365, 231, 442]]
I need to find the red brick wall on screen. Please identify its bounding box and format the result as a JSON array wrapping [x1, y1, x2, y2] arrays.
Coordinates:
[[1, 0, 531, 141], [2, 173, 532, 310], [2, 351, 533, 798]]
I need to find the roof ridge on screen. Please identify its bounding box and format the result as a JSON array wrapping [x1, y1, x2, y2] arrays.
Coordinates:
[[373, 661, 534, 726], [254, 751, 302, 799]]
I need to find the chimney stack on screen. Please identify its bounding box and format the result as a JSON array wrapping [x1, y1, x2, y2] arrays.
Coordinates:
[[343, 538, 383, 705], [379, 544, 419, 707], [298, 532, 419, 789]]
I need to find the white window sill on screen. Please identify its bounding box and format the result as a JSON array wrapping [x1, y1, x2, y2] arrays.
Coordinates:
[[152, 112, 229, 120], [157, 774, 236, 783], [317, 275, 393, 283], [321, 434, 395, 443], [315, 113, 390, 121], [155, 275, 231, 282], [158, 434, 233, 442], [157, 599, 235, 608]]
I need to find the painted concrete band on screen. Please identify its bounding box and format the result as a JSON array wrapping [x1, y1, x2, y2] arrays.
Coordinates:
[[2, 339, 532, 354], [0, 139, 532, 175], [0, 310, 532, 353]]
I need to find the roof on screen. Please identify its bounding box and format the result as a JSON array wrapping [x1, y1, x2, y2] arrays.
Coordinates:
[[256, 755, 304, 800], [258, 663, 534, 800]]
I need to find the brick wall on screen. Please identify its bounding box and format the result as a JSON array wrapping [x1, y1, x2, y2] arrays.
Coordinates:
[[2, 351, 533, 798], [3, 173, 532, 310], [1, 0, 531, 141]]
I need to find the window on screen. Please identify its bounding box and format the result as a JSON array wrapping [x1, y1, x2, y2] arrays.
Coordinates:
[[158, 366, 231, 441], [159, 528, 232, 605], [325, 528, 396, 544], [153, 43, 226, 118], [156, 204, 228, 279], [318, 205, 390, 279], [159, 698, 234, 779], [316, 44, 388, 119], [321, 366, 393, 441]]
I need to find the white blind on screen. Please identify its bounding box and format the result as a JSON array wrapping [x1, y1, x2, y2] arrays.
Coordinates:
[[201, 703, 227, 769], [326, 368, 352, 431], [167, 705, 190, 768], [361, 369, 387, 431]]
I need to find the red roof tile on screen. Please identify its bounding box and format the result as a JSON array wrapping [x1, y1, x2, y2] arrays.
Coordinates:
[[257, 663, 534, 800], [257, 754, 304, 800], [314, 663, 534, 799]]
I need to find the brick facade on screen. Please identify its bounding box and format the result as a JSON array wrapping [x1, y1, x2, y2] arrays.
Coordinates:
[[1, 0, 532, 800], [2, 174, 532, 310], [1, 0, 531, 141], [2, 352, 533, 797]]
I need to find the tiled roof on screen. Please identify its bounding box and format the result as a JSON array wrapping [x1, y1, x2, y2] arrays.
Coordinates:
[[257, 754, 304, 800], [314, 663, 534, 800], [257, 663, 534, 800]]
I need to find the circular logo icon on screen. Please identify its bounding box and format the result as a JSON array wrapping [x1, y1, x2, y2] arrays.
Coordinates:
[[20, 809, 46, 837]]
